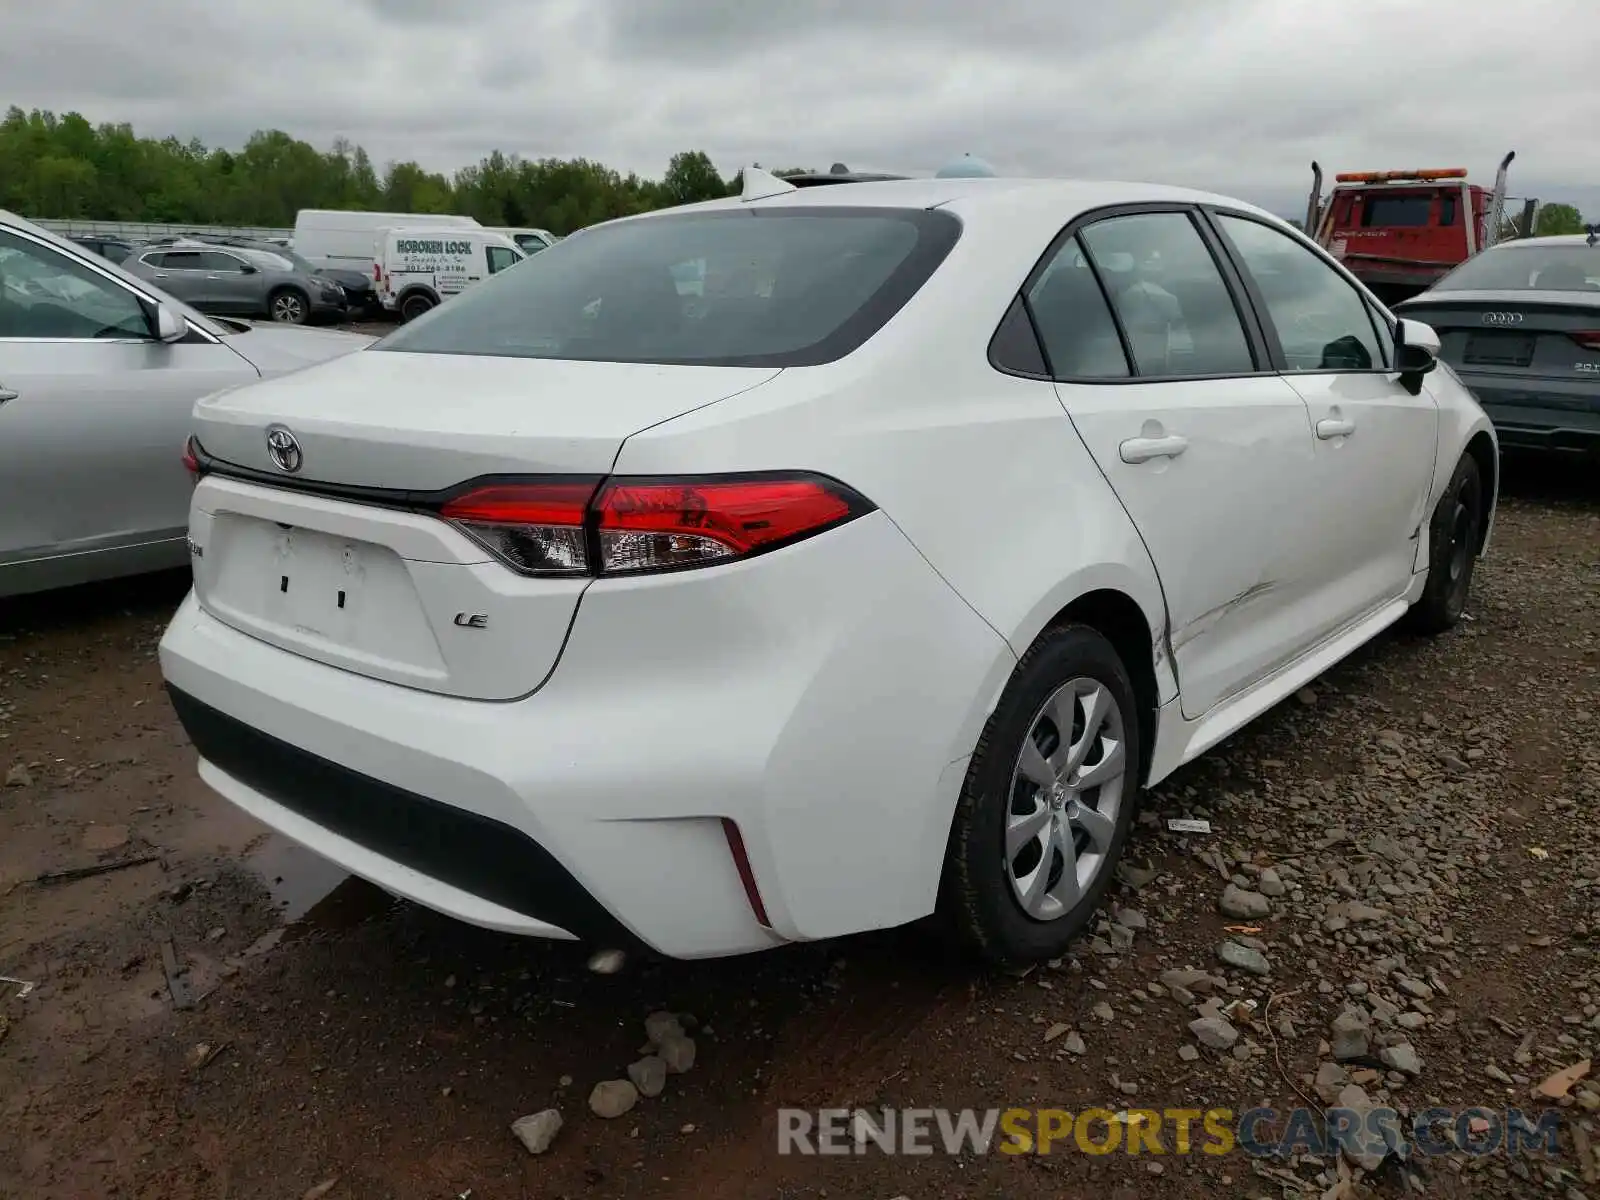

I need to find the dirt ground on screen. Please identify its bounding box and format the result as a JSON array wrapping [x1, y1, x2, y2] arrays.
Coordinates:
[[1, 454, 1595, 1200]]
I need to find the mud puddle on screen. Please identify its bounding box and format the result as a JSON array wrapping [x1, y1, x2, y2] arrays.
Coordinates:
[[245, 835, 395, 939]]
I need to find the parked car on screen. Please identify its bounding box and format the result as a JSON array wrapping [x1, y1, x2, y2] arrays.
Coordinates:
[[158, 172, 1498, 967], [69, 235, 136, 264], [0, 210, 373, 598], [207, 236, 381, 318], [123, 240, 348, 324], [1394, 233, 1600, 459]]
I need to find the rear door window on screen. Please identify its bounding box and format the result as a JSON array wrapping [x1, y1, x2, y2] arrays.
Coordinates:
[[1078, 211, 1257, 378], [200, 252, 246, 273], [375, 207, 962, 367], [1024, 237, 1129, 378]]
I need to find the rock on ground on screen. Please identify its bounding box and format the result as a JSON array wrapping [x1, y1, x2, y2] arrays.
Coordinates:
[[1380, 1043, 1423, 1077], [1218, 884, 1271, 919], [1330, 1011, 1370, 1062], [644, 1011, 684, 1045], [658, 1033, 696, 1074], [1188, 1016, 1239, 1050], [628, 1055, 667, 1097], [1216, 940, 1270, 977], [511, 1109, 563, 1154], [588, 1080, 639, 1119]]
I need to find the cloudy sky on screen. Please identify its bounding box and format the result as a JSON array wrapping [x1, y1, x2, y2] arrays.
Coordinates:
[[5, 0, 1598, 215]]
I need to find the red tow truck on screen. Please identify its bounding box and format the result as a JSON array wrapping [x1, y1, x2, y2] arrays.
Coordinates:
[[1304, 152, 1523, 304]]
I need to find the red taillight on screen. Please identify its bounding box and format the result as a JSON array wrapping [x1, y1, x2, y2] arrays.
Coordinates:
[[181, 435, 199, 477], [372, 262, 381, 283], [593, 476, 855, 573], [439, 480, 598, 576], [1568, 330, 1600, 350], [436, 473, 869, 578]]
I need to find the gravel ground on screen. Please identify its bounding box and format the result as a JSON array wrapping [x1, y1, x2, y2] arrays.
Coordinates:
[[0, 453, 1594, 1200]]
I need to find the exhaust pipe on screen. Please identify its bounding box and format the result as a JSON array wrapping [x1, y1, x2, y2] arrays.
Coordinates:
[[1516, 198, 1538, 240], [1484, 151, 1515, 250], [1306, 162, 1323, 237]]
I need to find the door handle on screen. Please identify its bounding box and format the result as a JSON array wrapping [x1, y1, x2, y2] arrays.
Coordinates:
[[154, 273, 169, 278], [0, 387, 17, 404], [1316, 417, 1356, 440], [1120, 434, 1189, 464]]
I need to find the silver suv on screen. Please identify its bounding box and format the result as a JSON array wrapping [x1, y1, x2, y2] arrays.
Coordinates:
[[124, 240, 347, 324]]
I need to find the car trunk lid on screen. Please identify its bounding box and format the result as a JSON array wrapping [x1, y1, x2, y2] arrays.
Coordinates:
[[188, 350, 781, 699], [1401, 291, 1600, 400]]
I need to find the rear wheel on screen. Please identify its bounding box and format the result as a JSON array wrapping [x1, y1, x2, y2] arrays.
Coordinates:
[[400, 292, 436, 323], [941, 624, 1142, 967], [1405, 451, 1484, 635], [268, 288, 309, 325]]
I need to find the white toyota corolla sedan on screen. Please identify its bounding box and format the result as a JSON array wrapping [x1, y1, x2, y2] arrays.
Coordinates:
[[159, 170, 1498, 966]]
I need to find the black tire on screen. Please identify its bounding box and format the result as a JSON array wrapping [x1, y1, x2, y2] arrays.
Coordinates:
[[1404, 452, 1484, 635], [268, 288, 310, 325], [400, 292, 436, 323], [940, 624, 1144, 968]]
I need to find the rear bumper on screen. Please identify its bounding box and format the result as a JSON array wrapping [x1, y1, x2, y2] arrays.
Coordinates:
[[1456, 375, 1600, 457], [167, 685, 633, 946], [159, 511, 1012, 959]]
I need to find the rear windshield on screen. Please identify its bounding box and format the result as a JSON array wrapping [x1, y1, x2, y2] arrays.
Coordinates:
[[373, 206, 961, 367], [1433, 244, 1600, 292], [1360, 194, 1434, 228]]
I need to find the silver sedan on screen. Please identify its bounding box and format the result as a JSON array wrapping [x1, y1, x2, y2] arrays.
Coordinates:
[[0, 210, 374, 598]]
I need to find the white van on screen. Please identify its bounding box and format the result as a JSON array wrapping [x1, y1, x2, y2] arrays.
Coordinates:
[[294, 209, 481, 271], [375, 226, 525, 322], [491, 227, 558, 254]]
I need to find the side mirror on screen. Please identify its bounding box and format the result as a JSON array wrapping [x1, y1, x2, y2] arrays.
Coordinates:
[[238, 263, 258, 275], [1394, 317, 1439, 394], [154, 302, 187, 343]]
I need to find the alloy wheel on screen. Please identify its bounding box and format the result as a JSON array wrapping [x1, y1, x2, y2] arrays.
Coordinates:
[[1005, 677, 1128, 922], [272, 293, 305, 323]]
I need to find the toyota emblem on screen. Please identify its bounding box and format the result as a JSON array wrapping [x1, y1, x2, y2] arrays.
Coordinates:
[[265, 425, 303, 473]]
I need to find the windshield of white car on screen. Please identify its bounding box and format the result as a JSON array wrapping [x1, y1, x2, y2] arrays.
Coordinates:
[[372, 207, 962, 367], [1433, 245, 1600, 293]]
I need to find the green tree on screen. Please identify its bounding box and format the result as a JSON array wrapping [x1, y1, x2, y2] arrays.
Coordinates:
[[660, 150, 726, 207], [0, 104, 775, 235], [1534, 203, 1586, 237]]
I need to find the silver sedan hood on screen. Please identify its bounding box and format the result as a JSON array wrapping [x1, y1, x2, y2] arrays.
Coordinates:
[[224, 323, 376, 376]]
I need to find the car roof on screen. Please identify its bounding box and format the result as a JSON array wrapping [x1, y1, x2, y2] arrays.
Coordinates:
[[659, 176, 1283, 230], [567, 176, 1290, 257], [1490, 234, 1600, 250]]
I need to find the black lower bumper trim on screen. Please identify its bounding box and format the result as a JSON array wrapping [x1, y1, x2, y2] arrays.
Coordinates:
[[166, 685, 644, 950], [1487, 423, 1600, 457]]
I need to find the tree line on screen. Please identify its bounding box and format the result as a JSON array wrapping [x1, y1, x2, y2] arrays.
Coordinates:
[[0, 106, 798, 235], [2, 105, 1590, 238]]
